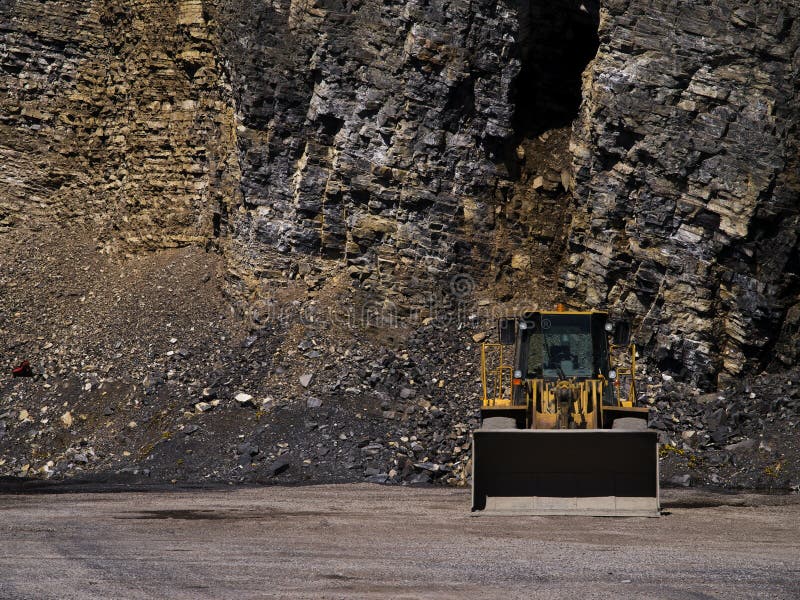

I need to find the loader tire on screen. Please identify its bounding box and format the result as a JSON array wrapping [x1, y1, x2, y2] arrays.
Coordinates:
[[612, 417, 648, 431], [480, 417, 518, 430]]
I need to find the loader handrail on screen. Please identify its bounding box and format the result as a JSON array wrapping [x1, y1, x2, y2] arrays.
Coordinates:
[[481, 343, 513, 407]]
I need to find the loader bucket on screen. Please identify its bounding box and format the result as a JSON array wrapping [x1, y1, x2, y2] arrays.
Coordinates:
[[471, 429, 660, 517]]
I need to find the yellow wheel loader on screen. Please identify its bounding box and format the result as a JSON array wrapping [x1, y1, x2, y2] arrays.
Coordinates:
[[472, 307, 660, 516]]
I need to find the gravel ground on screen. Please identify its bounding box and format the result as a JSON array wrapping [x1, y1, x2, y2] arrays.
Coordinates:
[[0, 484, 798, 599]]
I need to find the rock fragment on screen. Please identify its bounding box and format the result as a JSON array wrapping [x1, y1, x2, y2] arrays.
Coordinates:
[[234, 392, 255, 407], [265, 456, 290, 477]]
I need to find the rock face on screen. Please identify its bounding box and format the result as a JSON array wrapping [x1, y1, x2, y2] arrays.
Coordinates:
[[568, 1, 800, 387], [211, 0, 571, 304], [1, 0, 798, 387], [0, 1, 237, 246]]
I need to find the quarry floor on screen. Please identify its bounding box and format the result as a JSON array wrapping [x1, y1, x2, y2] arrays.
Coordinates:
[[0, 484, 798, 600]]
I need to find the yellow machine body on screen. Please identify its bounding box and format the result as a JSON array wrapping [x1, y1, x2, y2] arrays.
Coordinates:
[[473, 309, 660, 517]]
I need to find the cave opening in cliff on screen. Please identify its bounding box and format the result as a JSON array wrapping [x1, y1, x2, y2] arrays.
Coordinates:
[[492, 1, 600, 288], [513, 0, 600, 138]]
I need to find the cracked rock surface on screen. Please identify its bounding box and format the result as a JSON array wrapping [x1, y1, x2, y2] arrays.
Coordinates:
[[568, 0, 800, 387], [2, 1, 797, 384]]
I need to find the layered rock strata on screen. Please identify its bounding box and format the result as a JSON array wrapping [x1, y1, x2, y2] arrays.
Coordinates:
[[1, 0, 798, 386], [568, 0, 800, 386]]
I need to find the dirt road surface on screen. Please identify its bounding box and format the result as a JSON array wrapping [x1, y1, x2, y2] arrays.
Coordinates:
[[0, 484, 798, 599]]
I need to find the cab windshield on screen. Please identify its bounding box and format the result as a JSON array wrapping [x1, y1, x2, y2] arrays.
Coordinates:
[[526, 314, 593, 379]]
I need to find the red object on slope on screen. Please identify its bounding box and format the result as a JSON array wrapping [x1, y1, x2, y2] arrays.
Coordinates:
[[12, 360, 33, 377]]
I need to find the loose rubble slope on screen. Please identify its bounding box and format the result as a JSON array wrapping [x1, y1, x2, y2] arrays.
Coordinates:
[[1, 225, 799, 492], [1, 225, 485, 488]]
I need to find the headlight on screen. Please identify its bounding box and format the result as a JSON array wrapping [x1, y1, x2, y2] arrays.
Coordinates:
[[518, 322, 528, 330], [609, 369, 617, 380], [513, 370, 523, 379], [604, 322, 613, 332]]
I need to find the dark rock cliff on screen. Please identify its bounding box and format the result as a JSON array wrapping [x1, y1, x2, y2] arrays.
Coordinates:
[[568, 1, 800, 387], [1, 0, 798, 388]]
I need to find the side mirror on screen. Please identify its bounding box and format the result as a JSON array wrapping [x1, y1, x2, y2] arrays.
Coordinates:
[[613, 320, 631, 346], [498, 317, 517, 345]]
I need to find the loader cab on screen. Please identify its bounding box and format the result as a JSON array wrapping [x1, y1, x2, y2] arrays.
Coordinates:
[[516, 311, 611, 382], [481, 308, 639, 424]]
